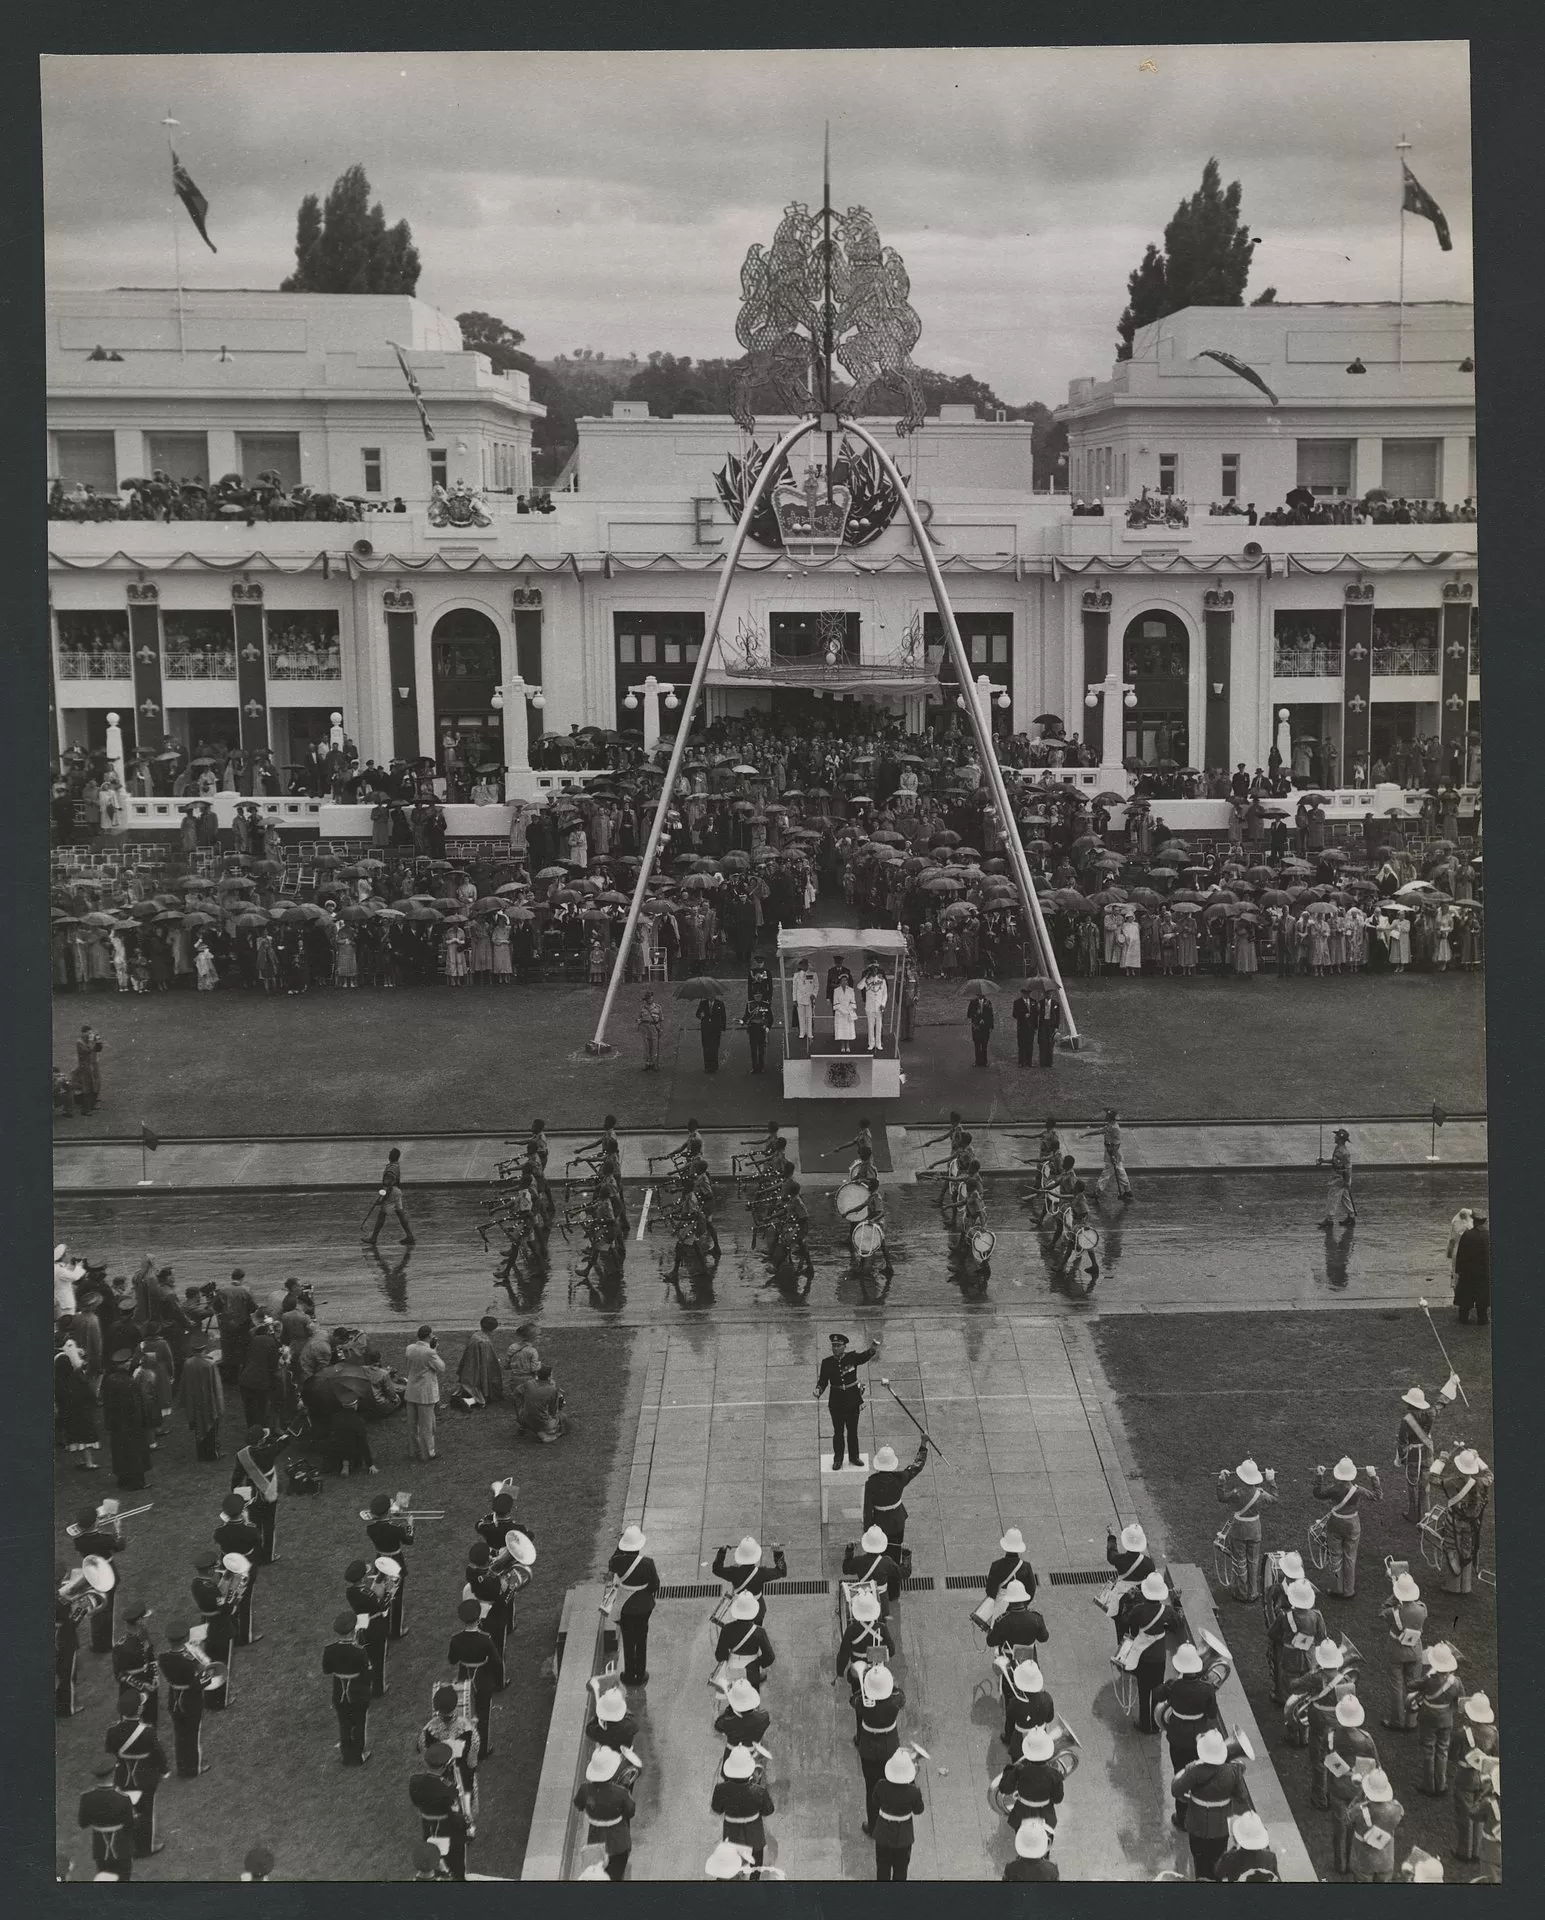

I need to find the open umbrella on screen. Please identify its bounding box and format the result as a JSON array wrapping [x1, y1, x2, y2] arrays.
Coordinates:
[[1092, 791, 1127, 807], [535, 866, 568, 882], [182, 910, 217, 929], [921, 874, 964, 893], [1152, 845, 1192, 866], [959, 978, 996, 996], [675, 976, 727, 1000]]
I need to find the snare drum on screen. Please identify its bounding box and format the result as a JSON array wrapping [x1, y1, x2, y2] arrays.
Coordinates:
[[851, 1220, 885, 1262], [968, 1229, 996, 1264], [835, 1181, 871, 1222], [1075, 1224, 1100, 1252]]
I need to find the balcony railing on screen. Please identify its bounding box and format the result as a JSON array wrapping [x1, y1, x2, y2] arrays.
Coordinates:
[[1371, 646, 1440, 676], [58, 650, 132, 680], [1273, 646, 1342, 678], [163, 648, 237, 680], [267, 647, 343, 681]]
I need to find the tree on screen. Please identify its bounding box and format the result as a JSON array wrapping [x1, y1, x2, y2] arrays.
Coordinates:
[[1115, 158, 1258, 358], [280, 163, 421, 295], [457, 311, 526, 359], [1251, 285, 1278, 306]]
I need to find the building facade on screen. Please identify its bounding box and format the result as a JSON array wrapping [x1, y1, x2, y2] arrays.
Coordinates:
[[48, 290, 1478, 813]]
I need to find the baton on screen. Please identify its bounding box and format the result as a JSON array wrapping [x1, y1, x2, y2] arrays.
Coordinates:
[[1417, 1298, 1470, 1406], [878, 1378, 951, 1464], [636, 1188, 654, 1242], [360, 1190, 385, 1232]]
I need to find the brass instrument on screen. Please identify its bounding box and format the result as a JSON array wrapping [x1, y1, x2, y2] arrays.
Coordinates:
[[1049, 1711, 1082, 1778], [66, 1502, 150, 1540], [58, 1558, 112, 1620], [373, 1555, 404, 1602], [219, 1551, 252, 1609], [1307, 1514, 1330, 1569], [184, 1632, 225, 1693]]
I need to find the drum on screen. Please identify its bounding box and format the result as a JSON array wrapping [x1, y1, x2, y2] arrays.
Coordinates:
[[199, 1659, 229, 1693], [836, 1182, 871, 1222], [1075, 1224, 1101, 1252], [969, 1229, 996, 1264], [1110, 1657, 1138, 1718], [851, 1221, 885, 1262]]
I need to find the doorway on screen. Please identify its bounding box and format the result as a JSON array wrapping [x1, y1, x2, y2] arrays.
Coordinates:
[[1121, 612, 1191, 767], [431, 608, 502, 792]]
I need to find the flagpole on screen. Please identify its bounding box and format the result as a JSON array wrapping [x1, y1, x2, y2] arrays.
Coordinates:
[[163, 114, 186, 360], [1396, 133, 1412, 370]]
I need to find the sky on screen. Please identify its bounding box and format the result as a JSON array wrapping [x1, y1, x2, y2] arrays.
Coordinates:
[[40, 43, 1473, 405]]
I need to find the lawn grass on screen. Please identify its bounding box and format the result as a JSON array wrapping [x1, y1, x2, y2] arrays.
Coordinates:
[[1092, 1308, 1495, 1880], [55, 1324, 637, 1882]]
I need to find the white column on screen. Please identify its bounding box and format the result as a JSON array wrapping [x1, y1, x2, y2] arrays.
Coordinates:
[[495, 675, 545, 785], [1441, 434, 1470, 504], [1276, 705, 1293, 767], [1102, 676, 1125, 767], [104, 711, 126, 789], [207, 429, 239, 482], [1354, 436, 1382, 497]]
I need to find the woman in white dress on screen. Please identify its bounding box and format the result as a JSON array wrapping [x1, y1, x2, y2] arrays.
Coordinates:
[[1118, 910, 1143, 976], [832, 979, 858, 1054]]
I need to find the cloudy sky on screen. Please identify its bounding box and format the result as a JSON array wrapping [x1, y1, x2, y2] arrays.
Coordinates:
[[41, 43, 1472, 403]]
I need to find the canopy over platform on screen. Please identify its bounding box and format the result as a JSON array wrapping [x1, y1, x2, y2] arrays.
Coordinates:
[[777, 926, 909, 957]]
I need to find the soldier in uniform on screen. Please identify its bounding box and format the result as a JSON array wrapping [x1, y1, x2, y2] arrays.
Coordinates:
[[843, 1524, 903, 1616], [1345, 1768, 1403, 1882], [78, 1757, 136, 1881], [104, 1687, 168, 1857], [1379, 1569, 1427, 1729], [1325, 1695, 1380, 1864], [1115, 1570, 1181, 1733], [1303, 1642, 1356, 1804], [232, 1425, 283, 1565], [985, 1526, 1038, 1602], [71, 1500, 126, 1655], [1215, 1810, 1279, 1882], [584, 1684, 637, 1756], [1154, 1641, 1229, 1773], [1452, 1692, 1498, 1865], [1215, 1457, 1277, 1601], [409, 1742, 468, 1881], [1311, 1456, 1383, 1597], [1093, 1107, 1134, 1202], [714, 1676, 770, 1750], [1271, 1577, 1330, 1717], [605, 1524, 660, 1687], [868, 1746, 924, 1881], [111, 1599, 159, 1725], [1262, 1548, 1306, 1701], [213, 1495, 265, 1645], [448, 1596, 504, 1760], [1431, 1447, 1493, 1595], [1396, 1378, 1458, 1522], [1171, 1728, 1251, 1879], [344, 1560, 392, 1697], [711, 1744, 775, 1867], [994, 1723, 1065, 1835], [190, 1568, 236, 1711], [321, 1610, 372, 1765], [1409, 1640, 1463, 1794], [1105, 1522, 1155, 1601], [421, 1682, 481, 1828], [55, 1565, 83, 1717], [836, 1588, 893, 1697], [814, 1331, 880, 1471], [712, 1536, 787, 1624], [715, 1590, 777, 1689], [999, 1657, 1055, 1751], [852, 1662, 905, 1811], [158, 1623, 208, 1778], [365, 1493, 414, 1637], [863, 1440, 929, 1554], [573, 1745, 636, 1880], [1004, 1816, 1059, 1881], [1317, 1127, 1356, 1226], [987, 1581, 1049, 1659]]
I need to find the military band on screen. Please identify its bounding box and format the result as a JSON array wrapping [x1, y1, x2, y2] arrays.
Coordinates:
[[157, 1624, 209, 1777], [1379, 1567, 1427, 1730], [1213, 1457, 1277, 1602], [321, 1610, 373, 1765], [104, 1687, 169, 1857], [1171, 1728, 1251, 1880]]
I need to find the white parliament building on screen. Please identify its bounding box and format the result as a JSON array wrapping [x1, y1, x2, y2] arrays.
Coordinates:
[[47, 288, 1478, 831]]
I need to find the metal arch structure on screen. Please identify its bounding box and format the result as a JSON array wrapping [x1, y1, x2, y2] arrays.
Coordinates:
[[587, 413, 1079, 1055]]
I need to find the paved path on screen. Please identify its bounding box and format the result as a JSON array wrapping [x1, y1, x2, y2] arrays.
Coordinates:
[[53, 1116, 1485, 1193]]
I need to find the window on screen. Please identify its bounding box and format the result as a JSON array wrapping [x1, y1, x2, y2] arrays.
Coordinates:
[[146, 433, 209, 485], [514, 609, 543, 739], [1220, 454, 1240, 500], [56, 610, 132, 680], [1158, 454, 1178, 494], [613, 613, 704, 729], [162, 611, 237, 680], [239, 433, 302, 489], [1273, 611, 1342, 678], [1371, 610, 1440, 676], [429, 449, 448, 490], [1296, 439, 1354, 497], [266, 611, 342, 682], [53, 432, 117, 492], [924, 613, 1013, 731], [362, 447, 383, 494], [1381, 439, 1439, 501]]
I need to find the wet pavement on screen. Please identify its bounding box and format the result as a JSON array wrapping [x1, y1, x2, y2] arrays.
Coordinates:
[[54, 1167, 1484, 1330]]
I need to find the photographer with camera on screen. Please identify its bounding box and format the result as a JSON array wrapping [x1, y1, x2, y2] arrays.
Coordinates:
[[405, 1326, 446, 1463]]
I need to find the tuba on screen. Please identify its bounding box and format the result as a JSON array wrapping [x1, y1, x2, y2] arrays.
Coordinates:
[[373, 1555, 404, 1602], [1048, 1712, 1082, 1778], [220, 1552, 252, 1609], [59, 1559, 112, 1620]]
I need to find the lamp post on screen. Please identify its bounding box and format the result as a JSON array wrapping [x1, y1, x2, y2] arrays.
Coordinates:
[[956, 672, 1012, 735], [622, 674, 681, 754], [103, 710, 126, 790], [1084, 674, 1138, 770], [490, 674, 546, 789], [1276, 705, 1293, 771]]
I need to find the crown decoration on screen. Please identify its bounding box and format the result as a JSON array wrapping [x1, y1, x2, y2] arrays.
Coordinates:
[[1344, 581, 1375, 603], [126, 582, 159, 604], [1081, 589, 1113, 612], [715, 436, 898, 553], [1203, 588, 1235, 611], [512, 587, 544, 609], [231, 581, 264, 603], [774, 463, 852, 558], [383, 588, 415, 612], [1441, 581, 1474, 601]]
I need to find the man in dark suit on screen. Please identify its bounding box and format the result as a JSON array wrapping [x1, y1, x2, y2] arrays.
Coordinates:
[[1010, 988, 1038, 1067], [1453, 1213, 1490, 1325], [825, 955, 853, 1003], [696, 994, 728, 1072], [967, 991, 995, 1067]]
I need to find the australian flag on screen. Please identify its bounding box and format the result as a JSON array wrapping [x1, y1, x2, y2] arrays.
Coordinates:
[[171, 151, 217, 253], [1401, 162, 1452, 252], [389, 341, 437, 443]]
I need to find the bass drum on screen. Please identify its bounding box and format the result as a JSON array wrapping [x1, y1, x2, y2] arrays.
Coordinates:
[[835, 1181, 872, 1222], [968, 1229, 997, 1264], [851, 1220, 885, 1262]]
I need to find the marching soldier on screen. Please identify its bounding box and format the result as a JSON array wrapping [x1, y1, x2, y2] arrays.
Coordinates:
[[232, 1425, 283, 1565], [321, 1610, 373, 1765], [572, 1746, 635, 1881], [714, 1676, 771, 1750], [78, 1757, 136, 1881], [1115, 1570, 1181, 1733], [1215, 1810, 1280, 1882], [1171, 1727, 1250, 1880], [986, 1526, 1038, 1602], [1262, 1548, 1306, 1700], [1379, 1568, 1427, 1729], [863, 1440, 929, 1553], [999, 1657, 1055, 1751], [1214, 1457, 1277, 1601], [190, 1568, 236, 1711], [1345, 1768, 1403, 1882], [474, 1488, 526, 1553], [867, 1747, 924, 1882], [1310, 1456, 1383, 1597], [214, 1495, 264, 1645], [843, 1524, 903, 1615], [1409, 1641, 1463, 1795], [1452, 1692, 1498, 1865], [987, 1580, 1049, 1659], [993, 1724, 1065, 1835], [1094, 1106, 1134, 1203], [712, 1536, 788, 1624], [344, 1560, 392, 1697], [1105, 1522, 1155, 1614], [711, 1745, 775, 1868], [1396, 1377, 1459, 1522], [449, 1596, 504, 1760], [365, 1493, 413, 1637], [854, 1664, 905, 1812], [1154, 1641, 1230, 1773], [463, 1544, 510, 1663], [814, 1332, 879, 1472], [111, 1599, 160, 1725], [836, 1589, 892, 1696], [409, 1742, 469, 1881], [1325, 1695, 1380, 1863], [1317, 1126, 1356, 1227], [104, 1687, 168, 1858], [1270, 1577, 1329, 1715], [1004, 1816, 1059, 1881], [158, 1623, 208, 1778]]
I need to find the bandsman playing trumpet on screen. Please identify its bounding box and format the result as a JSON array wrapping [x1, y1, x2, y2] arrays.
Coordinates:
[[1452, 1691, 1498, 1865], [1269, 1578, 1330, 1719], [1408, 1640, 1463, 1795], [1171, 1727, 1251, 1880], [104, 1685, 169, 1858], [1344, 1768, 1403, 1882], [993, 1723, 1067, 1836], [1324, 1695, 1380, 1862], [1379, 1566, 1427, 1730], [1214, 1457, 1277, 1603], [1310, 1457, 1383, 1598], [111, 1599, 160, 1725], [157, 1623, 209, 1777], [1396, 1377, 1459, 1523], [320, 1610, 373, 1765], [1154, 1639, 1232, 1772]]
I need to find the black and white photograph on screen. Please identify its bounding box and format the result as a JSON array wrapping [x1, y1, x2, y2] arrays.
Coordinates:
[[38, 37, 1500, 1885]]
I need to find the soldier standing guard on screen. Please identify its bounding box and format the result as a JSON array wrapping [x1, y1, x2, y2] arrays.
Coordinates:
[[1214, 1457, 1277, 1601], [1310, 1456, 1383, 1597], [1379, 1569, 1427, 1729], [814, 1332, 879, 1472], [158, 1624, 208, 1778]]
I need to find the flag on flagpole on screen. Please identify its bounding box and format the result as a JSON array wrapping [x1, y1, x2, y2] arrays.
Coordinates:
[[171, 151, 217, 252], [1401, 162, 1452, 251], [1195, 349, 1279, 406], [389, 341, 437, 443], [140, 1122, 160, 1151]]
